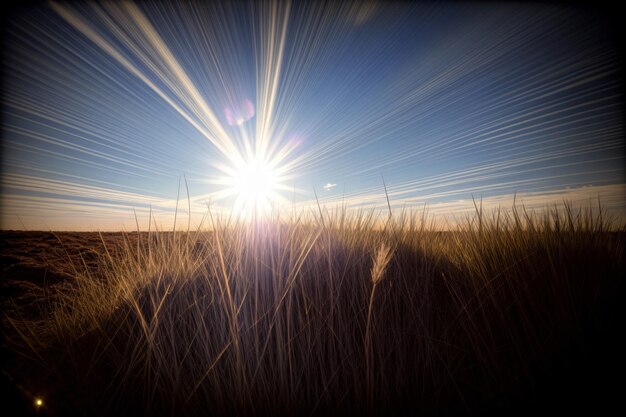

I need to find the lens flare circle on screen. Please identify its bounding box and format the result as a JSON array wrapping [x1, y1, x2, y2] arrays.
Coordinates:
[[225, 99, 255, 126]]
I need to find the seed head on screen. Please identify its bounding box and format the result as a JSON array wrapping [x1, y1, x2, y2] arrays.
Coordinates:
[[371, 243, 393, 284]]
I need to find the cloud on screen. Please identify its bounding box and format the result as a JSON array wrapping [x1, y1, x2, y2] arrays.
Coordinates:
[[323, 183, 337, 191]]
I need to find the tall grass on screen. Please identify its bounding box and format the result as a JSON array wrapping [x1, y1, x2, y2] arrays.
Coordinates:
[[4, 203, 625, 416]]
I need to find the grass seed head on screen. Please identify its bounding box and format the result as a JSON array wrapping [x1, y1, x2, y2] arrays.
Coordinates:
[[371, 242, 393, 285]]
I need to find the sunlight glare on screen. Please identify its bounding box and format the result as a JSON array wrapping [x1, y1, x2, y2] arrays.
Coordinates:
[[232, 157, 278, 216]]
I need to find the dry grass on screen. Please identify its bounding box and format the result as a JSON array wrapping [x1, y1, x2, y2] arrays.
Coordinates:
[[2, 203, 625, 416]]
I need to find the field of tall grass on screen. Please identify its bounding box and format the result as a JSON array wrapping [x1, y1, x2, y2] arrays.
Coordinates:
[[4, 203, 625, 416]]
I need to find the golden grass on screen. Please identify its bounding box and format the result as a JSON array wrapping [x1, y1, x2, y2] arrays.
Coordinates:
[[3, 202, 625, 416]]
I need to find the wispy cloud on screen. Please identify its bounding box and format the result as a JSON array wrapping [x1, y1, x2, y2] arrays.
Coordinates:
[[290, 183, 626, 226], [323, 183, 337, 191]]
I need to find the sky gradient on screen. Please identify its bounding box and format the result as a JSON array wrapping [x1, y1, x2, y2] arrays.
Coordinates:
[[1, 1, 624, 230]]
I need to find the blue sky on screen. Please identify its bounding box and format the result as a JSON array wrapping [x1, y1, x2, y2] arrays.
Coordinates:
[[1, 1, 624, 230]]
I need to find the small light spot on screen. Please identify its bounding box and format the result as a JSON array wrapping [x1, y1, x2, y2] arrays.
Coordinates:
[[35, 398, 43, 408]]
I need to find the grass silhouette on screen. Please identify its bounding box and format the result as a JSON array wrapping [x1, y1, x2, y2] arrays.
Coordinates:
[[3, 202, 624, 416]]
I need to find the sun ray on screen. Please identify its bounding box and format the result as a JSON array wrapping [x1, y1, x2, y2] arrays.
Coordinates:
[[1, 1, 623, 229]]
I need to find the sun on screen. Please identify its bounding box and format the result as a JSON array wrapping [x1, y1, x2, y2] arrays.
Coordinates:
[[231, 157, 280, 217]]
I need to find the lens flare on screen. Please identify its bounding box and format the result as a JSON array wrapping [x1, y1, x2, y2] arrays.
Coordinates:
[[225, 99, 255, 126]]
